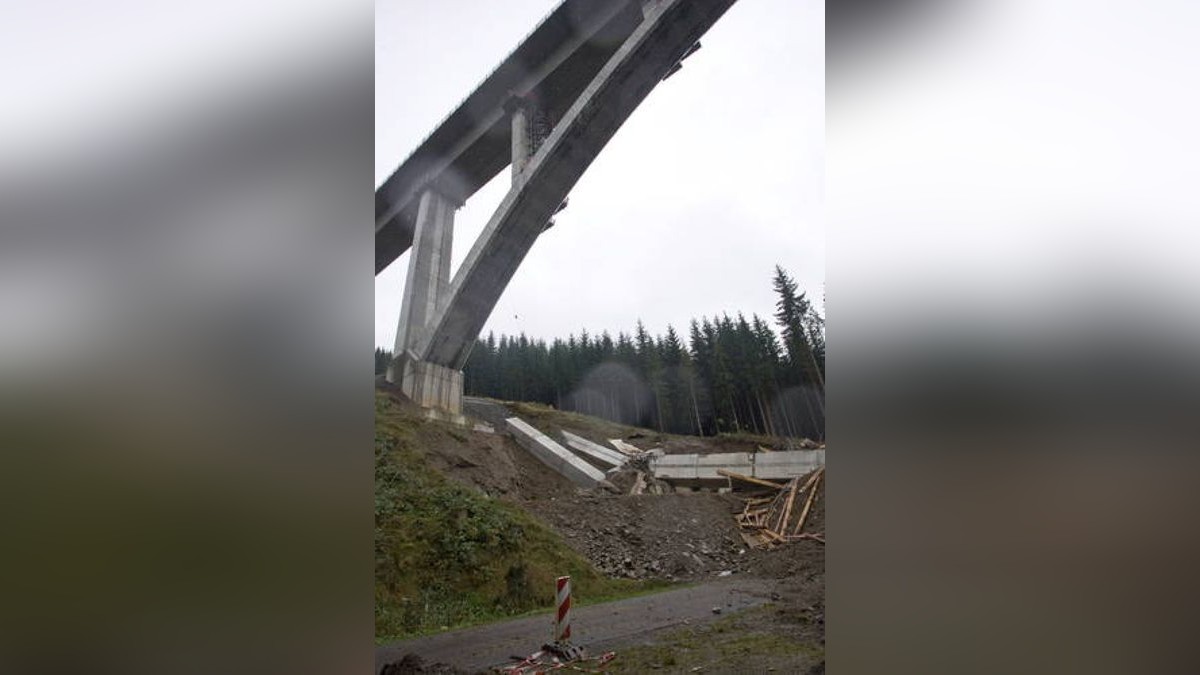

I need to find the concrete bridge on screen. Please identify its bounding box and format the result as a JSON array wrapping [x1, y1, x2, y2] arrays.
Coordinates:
[[377, 0, 738, 420]]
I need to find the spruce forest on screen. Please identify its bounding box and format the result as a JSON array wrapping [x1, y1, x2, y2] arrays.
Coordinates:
[[375, 266, 824, 440]]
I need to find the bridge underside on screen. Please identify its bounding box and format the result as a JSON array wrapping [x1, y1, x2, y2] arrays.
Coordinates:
[[375, 0, 643, 275], [380, 0, 737, 418]]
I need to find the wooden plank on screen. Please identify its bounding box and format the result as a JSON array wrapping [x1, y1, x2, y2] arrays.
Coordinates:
[[777, 478, 800, 534], [795, 467, 822, 497], [792, 469, 822, 535], [757, 444, 773, 453], [717, 469, 785, 490], [630, 471, 646, 495]]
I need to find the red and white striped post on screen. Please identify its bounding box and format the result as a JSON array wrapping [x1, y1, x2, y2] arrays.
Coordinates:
[[554, 575, 572, 642]]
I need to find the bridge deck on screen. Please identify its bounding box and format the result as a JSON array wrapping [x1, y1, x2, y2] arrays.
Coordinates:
[[375, 0, 645, 275]]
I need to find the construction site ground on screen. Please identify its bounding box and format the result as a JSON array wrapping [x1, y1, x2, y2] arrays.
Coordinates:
[[376, 389, 824, 674]]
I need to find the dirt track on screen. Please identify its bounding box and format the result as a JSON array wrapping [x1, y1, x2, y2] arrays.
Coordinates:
[[375, 577, 780, 674]]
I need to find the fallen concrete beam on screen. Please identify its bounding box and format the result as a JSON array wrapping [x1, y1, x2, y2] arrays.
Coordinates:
[[505, 417, 604, 488], [654, 452, 753, 482], [561, 430, 627, 469], [651, 454, 698, 481], [753, 450, 825, 481], [698, 452, 754, 480], [651, 450, 825, 486]]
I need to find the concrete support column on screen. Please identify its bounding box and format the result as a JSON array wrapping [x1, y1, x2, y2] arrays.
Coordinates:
[[387, 187, 467, 423], [511, 104, 532, 181], [390, 187, 455, 365], [394, 353, 466, 424], [511, 99, 550, 182]]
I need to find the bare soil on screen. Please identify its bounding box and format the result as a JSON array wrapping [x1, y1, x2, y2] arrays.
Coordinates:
[[379, 390, 824, 673], [433, 393, 824, 586]]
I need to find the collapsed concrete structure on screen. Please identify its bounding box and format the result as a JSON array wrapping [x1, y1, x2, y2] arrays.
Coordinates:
[[651, 450, 826, 487], [505, 417, 605, 488], [561, 430, 627, 469]]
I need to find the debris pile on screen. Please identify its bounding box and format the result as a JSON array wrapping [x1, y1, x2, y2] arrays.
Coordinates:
[[520, 493, 746, 580], [604, 467, 673, 495], [496, 646, 616, 674], [733, 467, 824, 549], [591, 436, 673, 495]]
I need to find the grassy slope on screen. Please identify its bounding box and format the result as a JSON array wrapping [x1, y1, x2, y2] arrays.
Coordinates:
[[502, 400, 671, 445], [606, 605, 823, 674], [504, 399, 795, 452], [374, 392, 661, 642]]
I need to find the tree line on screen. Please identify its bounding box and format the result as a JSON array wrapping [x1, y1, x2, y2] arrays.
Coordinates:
[[375, 266, 824, 440]]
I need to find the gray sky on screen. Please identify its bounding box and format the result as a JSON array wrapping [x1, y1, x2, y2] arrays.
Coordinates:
[[375, 0, 824, 349]]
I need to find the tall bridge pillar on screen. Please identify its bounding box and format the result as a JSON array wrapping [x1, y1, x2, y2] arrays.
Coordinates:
[[511, 101, 532, 181], [508, 96, 549, 182], [387, 187, 466, 423]]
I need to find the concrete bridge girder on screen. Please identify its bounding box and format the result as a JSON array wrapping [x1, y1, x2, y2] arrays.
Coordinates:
[[374, 0, 640, 275], [386, 0, 738, 417]]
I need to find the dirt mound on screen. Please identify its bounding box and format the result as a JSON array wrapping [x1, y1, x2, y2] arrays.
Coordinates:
[[411, 420, 578, 502], [519, 493, 743, 580], [378, 392, 578, 503], [517, 491, 822, 582], [516, 476, 825, 583], [379, 653, 475, 675]]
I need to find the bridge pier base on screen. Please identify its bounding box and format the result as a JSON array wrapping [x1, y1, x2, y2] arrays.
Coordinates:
[[390, 352, 467, 426]]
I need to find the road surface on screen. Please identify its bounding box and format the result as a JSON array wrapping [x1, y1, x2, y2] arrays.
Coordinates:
[[375, 577, 779, 673]]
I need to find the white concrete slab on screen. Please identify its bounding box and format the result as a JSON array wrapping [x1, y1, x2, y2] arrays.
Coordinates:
[[651, 449, 825, 484], [650, 454, 698, 480], [752, 450, 825, 481], [561, 430, 627, 468], [696, 452, 753, 480], [505, 417, 604, 487]]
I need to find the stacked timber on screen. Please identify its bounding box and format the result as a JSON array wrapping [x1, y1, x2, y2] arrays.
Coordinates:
[[730, 467, 824, 549]]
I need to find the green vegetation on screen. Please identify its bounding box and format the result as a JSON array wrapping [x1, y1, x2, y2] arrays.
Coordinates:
[[606, 605, 823, 674], [505, 400, 668, 445], [374, 392, 663, 642], [507, 400, 803, 453]]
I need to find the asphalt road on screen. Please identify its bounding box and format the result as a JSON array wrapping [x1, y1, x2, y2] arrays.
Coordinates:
[[375, 577, 778, 673]]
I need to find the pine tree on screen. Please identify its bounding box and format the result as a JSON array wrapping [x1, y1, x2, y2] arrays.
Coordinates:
[[773, 265, 824, 391], [455, 266, 824, 439], [375, 347, 393, 376]]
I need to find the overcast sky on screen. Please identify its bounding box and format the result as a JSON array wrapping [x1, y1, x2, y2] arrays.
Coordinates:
[[375, 0, 824, 349]]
